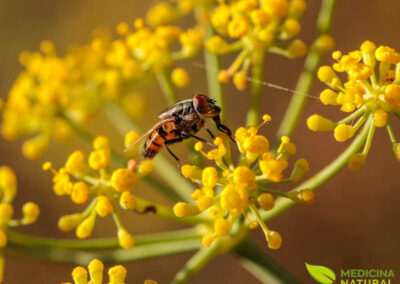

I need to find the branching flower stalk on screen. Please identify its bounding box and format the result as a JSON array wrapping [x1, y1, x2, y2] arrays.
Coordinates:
[[0, 0, 399, 284]]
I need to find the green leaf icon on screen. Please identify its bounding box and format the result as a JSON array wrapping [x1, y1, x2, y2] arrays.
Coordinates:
[[305, 263, 336, 284]]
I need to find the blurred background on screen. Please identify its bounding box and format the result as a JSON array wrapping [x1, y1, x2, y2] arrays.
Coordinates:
[[1, 0, 400, 283]]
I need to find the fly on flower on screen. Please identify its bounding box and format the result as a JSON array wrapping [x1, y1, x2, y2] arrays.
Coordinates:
[[125, 94, 235, 168]]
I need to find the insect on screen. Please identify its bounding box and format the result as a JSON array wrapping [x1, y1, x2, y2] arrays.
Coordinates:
[[125, 94, 234, 168]]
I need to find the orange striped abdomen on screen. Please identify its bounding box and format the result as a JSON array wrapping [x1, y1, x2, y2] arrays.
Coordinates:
[[143, 123, 178, 159]]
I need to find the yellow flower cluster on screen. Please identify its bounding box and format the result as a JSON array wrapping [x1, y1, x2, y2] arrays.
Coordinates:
[[173, 115, 313, 249], [63, 258, 157, 284], [0, 166, 40, 282], [205, 0, 315, 90], [43, 135, 155, 249], [0, 18, 202, 160], [307, 41, 400, 170]]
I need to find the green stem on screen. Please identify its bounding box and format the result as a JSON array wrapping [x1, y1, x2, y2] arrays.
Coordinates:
[[386, 122, 397, 144], [104, 104, 193, 202], [6, 238, 201, 265], [6, 228, 200, 250], [233, 239, 301, 284], [195, 7, 225, 119], [275, 0, 337, 140], [156, 69, 178, 105], [262, 117, 372, 221], [246, 51, 265, 126]]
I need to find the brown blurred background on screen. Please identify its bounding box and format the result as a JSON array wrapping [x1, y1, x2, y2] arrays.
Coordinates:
[[1, 0, 400, 283]]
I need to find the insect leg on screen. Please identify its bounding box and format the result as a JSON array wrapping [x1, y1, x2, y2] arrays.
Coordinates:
[[163, 144, 182, 170], [204, 125, 215, 139], [181, 132, 216, 148], [212, 115, 236, 142]]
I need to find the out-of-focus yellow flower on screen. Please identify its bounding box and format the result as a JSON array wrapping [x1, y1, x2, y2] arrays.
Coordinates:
[[307, 41, 400, 168], [174, 115, 311, 249]]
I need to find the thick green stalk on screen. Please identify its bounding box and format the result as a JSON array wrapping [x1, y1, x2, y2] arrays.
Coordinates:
[[246, 51, 265, 126], [6, 228, 200, 250], [276, 0, 337, 140], [6, 238, 201, 265], [234, 239, 301, 284], [262, 117, 372, 221], [104, 104, 194, 202], [195, 7, 225, 119]]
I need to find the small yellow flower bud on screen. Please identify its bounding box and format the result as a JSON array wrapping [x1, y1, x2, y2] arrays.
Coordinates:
[[0, 203, 13, 225], [72, 266, 88, 284], [205, 36, 229, 54], [373, 109, 387, 127], [202, 167, 218, 189], [257, 193, 274, 211], [196, 196, 214, 211], [173, 202, 200, 217], [393, 143, 400, 162], [124, 130, 141, 153], [171, 68, 190, 88], [111, 169, 137, 192], [0, 166, 17, 203], [118, 228, 135, 249], [320, 89, 338, 105], [280, 18, 301, 40], [233, 72, 248, 91], [42, 161, 52, 171], [116, 22, 130, 35], [348, 153, 365, 172], [290, 158, 310, 182], [88, 150, 110, 170], [287, 39, 307, 58], [334, 124, 355, 142], [233, 166, 255, 188], [361, 40, 376, 53], [214, 218, 230, 236], [144, 280, 158, 284], [0, 229, 7, 248], [88, 259, 104, 284], [312, 35, 335, 54], [288, 0, 306, 18], [258, 29, 274, 44], [181, 164, 202, 180], [218, 70, 231, 83], [71, 182, 89, 204], [250, 9, 270, 26], [385, 84, 400, 110], [58, 213, 84, 232], [332, 51, 342, 60], [375, 46, 400, 64], [259, 159, 288, 182], [228, 18, 248, 38], [65, 151, 86, 174], [300, 189, 315, 205], [108, 265, 127, 283], [120, 192, 137, 211], [146, 2, 179, 27], [307, 114, 335, 132], [138, 160, 155, 176], [40, 40, 55, 55], [318, 66, 339, 86], [243, 135, 270, 154], [95, 196, 114, 217], [262, 0, 289, 17], [249, 221, 259, 229], [22, 137, 47, 160], [266, 230, 282, 249], [76, 212, 96, 239], [22, 202, 40, 224], [93, 136, 109, 150], [202, 235, 215, 247]]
